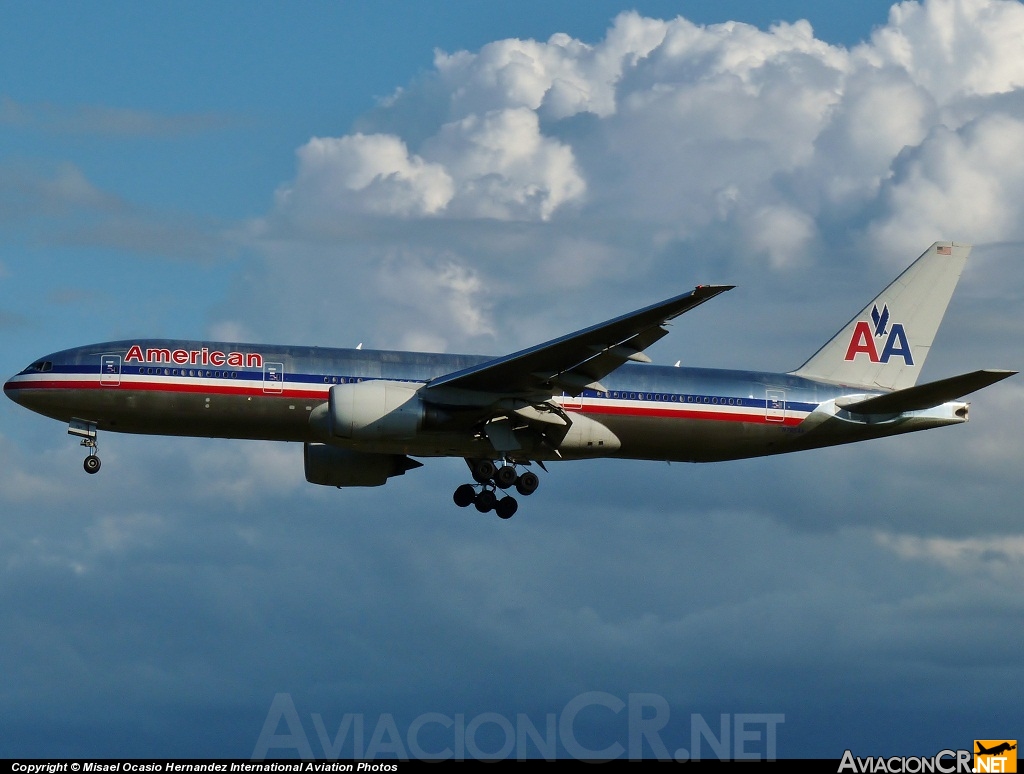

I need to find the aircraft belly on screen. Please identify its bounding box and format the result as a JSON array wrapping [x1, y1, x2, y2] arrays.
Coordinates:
[[19, 387, 320, 442], [597, 413, 798, 462], [336, 411, 809, 462]]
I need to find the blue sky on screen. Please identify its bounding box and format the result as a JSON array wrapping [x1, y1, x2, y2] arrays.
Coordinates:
[[2, 0, 1022, 760]]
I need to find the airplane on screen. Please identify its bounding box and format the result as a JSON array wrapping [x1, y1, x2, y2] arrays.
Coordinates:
[[976, 742, 1017, 756], [4, 242, 1015, 519]]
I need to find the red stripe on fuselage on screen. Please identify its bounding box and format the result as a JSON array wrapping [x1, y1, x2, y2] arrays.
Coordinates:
[[5, 378, 328, 401], [578, 403, 805, 427], [9, 378, 808, 427]]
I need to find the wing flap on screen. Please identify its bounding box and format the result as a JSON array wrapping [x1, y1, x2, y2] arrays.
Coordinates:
[[836, 369, 1016, 414], [424, 284, 732, 399]]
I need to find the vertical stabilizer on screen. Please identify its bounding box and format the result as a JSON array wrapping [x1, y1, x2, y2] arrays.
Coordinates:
[[791, 242, 970, 391]]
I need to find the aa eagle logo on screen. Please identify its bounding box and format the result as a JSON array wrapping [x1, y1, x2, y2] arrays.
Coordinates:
[[843, 304, 913, 365]]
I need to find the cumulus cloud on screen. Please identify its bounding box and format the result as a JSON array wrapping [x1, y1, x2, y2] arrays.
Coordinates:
[[374, 253, 495, 350], [276, 134, 454, 219], [263, 0, 1024, 264], [226, 0, 1024, 380], [276, 113, 584, 226], [867, 112, 1024, 255], [867, 0, 1024, 100], [422, 107, 585, 220], [432, 13, 667, 121], [741, 204, 819, 268]]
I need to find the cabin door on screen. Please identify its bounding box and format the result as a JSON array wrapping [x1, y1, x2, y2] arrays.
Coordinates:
[[100, 354, 121, 386], [263, 362, 285, 394], [765, 389, 786, 422]]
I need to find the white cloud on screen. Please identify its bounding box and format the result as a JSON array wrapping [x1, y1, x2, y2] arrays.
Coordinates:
[[422, 107, 585, 220], [374, 252, 495, 349], [277, 134, 454, 219], [275, 113, 584, 225], [240, 0, 1024, 371], [433, 12, 667, 122], [742, 204, 818, 268], [261, 10, 849, 249], [876, 531, 1024, 574], [866, 0, 1024, 101], [803, 67, 935, 208], [867, 112, 1024, 255]]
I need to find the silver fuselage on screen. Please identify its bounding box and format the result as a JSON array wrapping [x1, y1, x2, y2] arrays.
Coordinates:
[[4, 339, 968, 463]]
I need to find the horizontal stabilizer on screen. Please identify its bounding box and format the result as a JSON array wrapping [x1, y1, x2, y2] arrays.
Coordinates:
[[837, 369, 1016, 414]]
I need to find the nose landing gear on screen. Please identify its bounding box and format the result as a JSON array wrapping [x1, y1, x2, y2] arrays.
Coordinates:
[[452, 459, 539, 519], [69, 418, 101, 474]]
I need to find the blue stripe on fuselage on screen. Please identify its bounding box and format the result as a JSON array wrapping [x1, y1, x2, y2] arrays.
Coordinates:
[[18, 340, 837, 414]]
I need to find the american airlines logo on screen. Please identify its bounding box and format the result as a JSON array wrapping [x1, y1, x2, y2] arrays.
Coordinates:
[[843, 304, 913, 365], [124, 344, 264, 368]]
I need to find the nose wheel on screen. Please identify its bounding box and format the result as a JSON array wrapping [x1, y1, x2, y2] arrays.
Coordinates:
[[453, 459, 539, 519], [83, 452, 101, 474]]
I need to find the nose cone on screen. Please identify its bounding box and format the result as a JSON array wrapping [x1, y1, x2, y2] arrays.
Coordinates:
[[4, 375, 24, 405]]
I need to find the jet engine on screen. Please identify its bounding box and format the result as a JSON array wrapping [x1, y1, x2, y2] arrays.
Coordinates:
[[303, 443, 422, 487], [326, 380, 426, 440]]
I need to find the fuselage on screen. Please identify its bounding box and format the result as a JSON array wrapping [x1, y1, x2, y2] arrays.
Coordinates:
[[4, 338, 968, 463]]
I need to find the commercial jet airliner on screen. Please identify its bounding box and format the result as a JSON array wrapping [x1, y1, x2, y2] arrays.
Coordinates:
[[4, 243, 1015, 519]]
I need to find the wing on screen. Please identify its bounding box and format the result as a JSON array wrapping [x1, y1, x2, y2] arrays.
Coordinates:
[[424, 284, 732, 401]]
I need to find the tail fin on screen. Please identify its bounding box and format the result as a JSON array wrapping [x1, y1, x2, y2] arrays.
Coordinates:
[[791, 242, 970, 390]]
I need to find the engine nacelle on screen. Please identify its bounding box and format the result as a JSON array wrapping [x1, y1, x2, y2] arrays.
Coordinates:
[[327, 380, 425, 440], [303, 443, 422, 487]]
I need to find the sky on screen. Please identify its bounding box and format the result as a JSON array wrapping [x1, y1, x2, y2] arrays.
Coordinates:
[[1, 0, 1023, 760]]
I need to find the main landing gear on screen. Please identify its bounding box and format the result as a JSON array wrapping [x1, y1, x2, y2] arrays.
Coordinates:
[[453, 459, 540, 519], [68, 418, 101, 474]]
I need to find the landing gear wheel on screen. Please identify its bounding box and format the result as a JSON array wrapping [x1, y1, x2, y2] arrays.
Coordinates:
[[84, 455, 101, 474], [495, 497, 518, 520], [471, 459, 497, 484], [494, 465, 518, 489], [515, 471, 539, 496], [474, 489, 497, 513], [453, 484, 476, 508]]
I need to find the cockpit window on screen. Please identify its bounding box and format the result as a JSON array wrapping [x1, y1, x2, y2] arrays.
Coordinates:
[[24, 361, 53, 373]]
